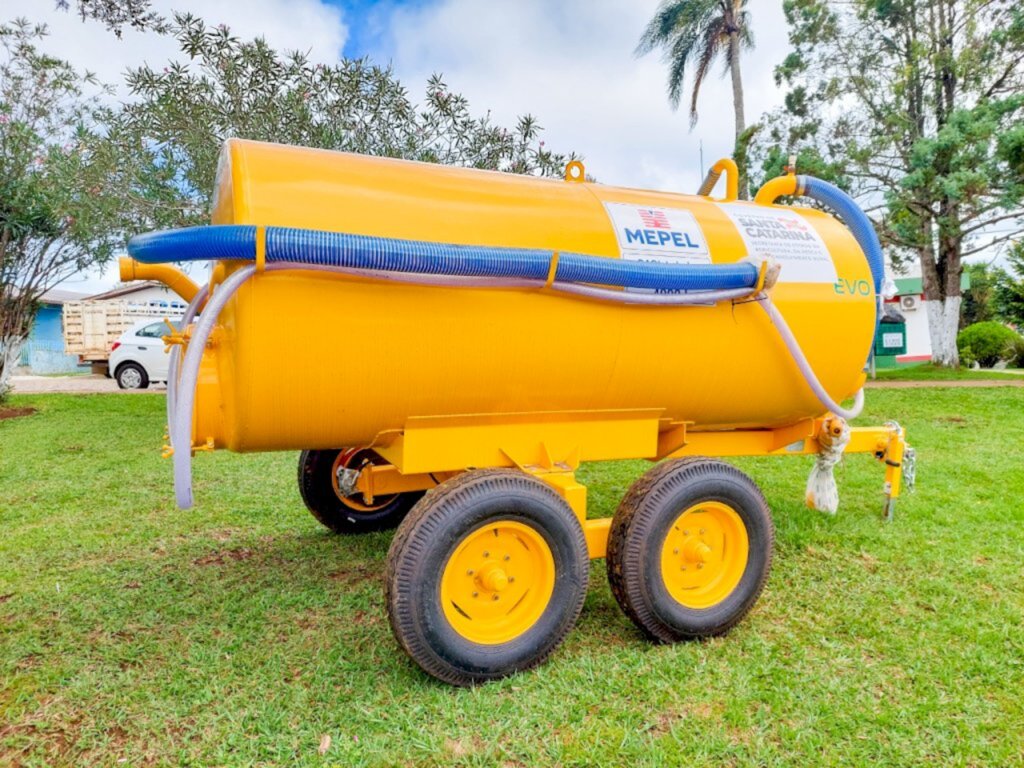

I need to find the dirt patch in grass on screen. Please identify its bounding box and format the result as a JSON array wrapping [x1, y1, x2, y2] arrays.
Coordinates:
[[648, 701, 718, 737], [0, 406, 36, 421], [445, 735, 486, 759], [327, 563, 379, 586], [192, 547, 255, 566], [0, 697, 81, 766], [350, 609, 378, 626], [857, 551, 880, 572], [14, 653, 42, 671]]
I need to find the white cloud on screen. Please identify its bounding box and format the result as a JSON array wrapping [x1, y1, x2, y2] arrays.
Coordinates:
[[385, 0, 791, 193]]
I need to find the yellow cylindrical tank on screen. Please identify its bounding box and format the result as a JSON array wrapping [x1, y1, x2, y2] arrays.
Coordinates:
[[192, 139, 874, 453]]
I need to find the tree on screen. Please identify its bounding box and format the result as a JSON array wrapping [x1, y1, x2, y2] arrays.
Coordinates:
[[755, 144, 848, 192], [961, 262, 998, 327], [636, 0, 753, 197], [767, 0, 1024, 366], [54, 0, 166, 36], [0, 19, 172, 398], [995, 242, 1024, 327], [117, 14, 574, 227]]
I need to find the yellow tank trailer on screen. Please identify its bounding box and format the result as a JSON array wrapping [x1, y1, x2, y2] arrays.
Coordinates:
[[124, 139, 915, 685]]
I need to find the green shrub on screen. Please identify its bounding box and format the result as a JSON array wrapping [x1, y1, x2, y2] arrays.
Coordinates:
[[957, 321, 1019, 367], [959, 346, 977, 368]]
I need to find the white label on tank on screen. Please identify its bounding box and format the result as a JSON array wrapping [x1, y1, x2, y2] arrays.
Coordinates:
[[882, 332, 903, 348], [717, 203, 837, 284], [604, 202, 711, 265]]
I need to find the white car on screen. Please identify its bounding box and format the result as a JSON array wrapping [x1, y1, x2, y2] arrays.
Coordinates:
[[109, 318, 177, 389]]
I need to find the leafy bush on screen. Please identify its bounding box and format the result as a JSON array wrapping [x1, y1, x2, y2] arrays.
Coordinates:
[[959, 346, 977, 368], [956, 322, 1019, 367]]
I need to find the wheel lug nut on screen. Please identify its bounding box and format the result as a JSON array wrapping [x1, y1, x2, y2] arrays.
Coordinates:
[[504, 554, 510, 561], [483, 551, 490, 558], [509, 576, 515, 583], [683, 530, 690, 536], [673, 548, 679, 555], [472, 591, 479, 597], [492, 594, 499, 601], [467, 569, 474, 576], [700, 528, 706, 535], [697, 563, 704, 569]]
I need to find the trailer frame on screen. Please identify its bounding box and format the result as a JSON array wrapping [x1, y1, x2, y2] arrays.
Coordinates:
[[337, 412, 912, 558]]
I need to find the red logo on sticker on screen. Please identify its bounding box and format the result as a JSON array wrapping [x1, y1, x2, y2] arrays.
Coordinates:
[[638, 208, 671, 229]]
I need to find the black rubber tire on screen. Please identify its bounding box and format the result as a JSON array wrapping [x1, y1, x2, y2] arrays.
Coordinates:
[[114, 362, 149, 390], [385, 469, 589, 686], [297, 448, 423, 534], [606, 457, 774, 643]]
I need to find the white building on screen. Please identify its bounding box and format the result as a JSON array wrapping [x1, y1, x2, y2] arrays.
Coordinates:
[[882, 274, 971, 364], [84, 281, 190, 311]]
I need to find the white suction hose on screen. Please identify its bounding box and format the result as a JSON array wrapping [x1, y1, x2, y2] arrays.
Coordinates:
[[172, 266, 255, 509], [166, 283, 209, 428], [758, 297, 865, 420]]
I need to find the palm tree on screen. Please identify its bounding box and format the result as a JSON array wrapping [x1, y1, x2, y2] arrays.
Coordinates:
[[637, 0, 753, 194]]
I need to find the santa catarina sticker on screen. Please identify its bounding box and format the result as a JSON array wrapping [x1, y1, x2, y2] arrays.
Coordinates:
[[716, 203, 837, 284], [605, 202, 711, 265]]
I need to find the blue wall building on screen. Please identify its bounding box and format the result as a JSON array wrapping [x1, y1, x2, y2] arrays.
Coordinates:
[[19, 290, 88, 374]]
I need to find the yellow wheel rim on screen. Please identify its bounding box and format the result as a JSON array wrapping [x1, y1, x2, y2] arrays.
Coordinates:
[[440, 520, 556, 645], [660, 501, 749, 609]]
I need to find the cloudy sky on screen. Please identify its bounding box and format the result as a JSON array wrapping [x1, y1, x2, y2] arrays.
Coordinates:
[[7, 0, 792, 294]]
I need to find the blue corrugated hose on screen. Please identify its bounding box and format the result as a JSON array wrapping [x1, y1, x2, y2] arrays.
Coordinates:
[[797, 176, 885, 297], [128, 225, 759, 293]]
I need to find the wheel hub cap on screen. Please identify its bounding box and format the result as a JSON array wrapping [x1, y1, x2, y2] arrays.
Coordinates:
[[660, 501, 749, 609], [440, 520, 555, 644]]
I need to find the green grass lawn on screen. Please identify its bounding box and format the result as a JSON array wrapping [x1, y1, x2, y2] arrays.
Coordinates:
[[873, 362, 1024, 381], [2, 391, 1023, 767]]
